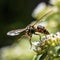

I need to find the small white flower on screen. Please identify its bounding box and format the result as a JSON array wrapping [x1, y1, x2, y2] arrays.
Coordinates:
[[32, 42, 39, 46]]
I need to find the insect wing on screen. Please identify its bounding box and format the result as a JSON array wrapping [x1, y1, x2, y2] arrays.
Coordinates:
[[27, 10, 53, 27], [7, 28, 26, 36], [33, 10, 53, 26]]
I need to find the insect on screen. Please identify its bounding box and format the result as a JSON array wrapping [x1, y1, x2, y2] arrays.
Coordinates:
[[7, 10, 52, 47]]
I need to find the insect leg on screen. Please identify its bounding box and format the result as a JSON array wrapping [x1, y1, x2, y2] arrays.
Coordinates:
[[35, 33, 41, 41], [18, 34, 29, 41], [39, 34, 41, 41], [29, 35, 32, 48]]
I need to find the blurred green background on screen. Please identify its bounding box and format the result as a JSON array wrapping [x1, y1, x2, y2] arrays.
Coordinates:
[[0, 0, 60, 60], [0, 0, 49, 48]]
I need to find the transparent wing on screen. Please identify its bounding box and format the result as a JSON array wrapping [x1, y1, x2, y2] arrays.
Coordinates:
[[7, 28, 26, 36], [33, 10, 53, 26], [27, 10, 53, 27]]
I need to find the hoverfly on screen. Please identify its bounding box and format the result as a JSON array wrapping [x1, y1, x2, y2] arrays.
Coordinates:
[[7, 10, 52, 47]]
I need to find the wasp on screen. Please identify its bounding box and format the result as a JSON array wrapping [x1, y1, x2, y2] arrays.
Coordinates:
[[7, 10, 52, 47]]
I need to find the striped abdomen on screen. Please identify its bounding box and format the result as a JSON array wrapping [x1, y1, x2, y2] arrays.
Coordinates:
[[37, 25, 49, 34]]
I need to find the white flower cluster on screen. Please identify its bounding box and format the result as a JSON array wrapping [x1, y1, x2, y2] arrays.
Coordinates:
[[33, 32, 60, 54]]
